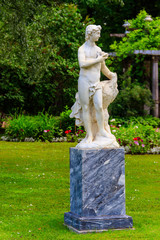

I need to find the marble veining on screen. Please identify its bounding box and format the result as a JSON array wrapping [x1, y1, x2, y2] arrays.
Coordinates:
[[64, 148, 133, 232], [70, 148, 126, 217]]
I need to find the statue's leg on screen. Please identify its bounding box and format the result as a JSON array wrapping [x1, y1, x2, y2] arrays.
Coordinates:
[[93, 89, 109, 138], [78, 81, 93, 143]]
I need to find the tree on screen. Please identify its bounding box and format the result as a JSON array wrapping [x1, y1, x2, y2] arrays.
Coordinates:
[[63, 0, 160, 51], [108, 10, 159, 117], [110, 10, 160, 57], [0, 2, 93, 114]]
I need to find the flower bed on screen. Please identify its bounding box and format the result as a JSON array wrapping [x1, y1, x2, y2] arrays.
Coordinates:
[[1, 114, 160, 154], [110, 123, 160, 154]]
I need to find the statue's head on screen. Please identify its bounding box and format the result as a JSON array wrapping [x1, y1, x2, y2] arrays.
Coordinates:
[[85, 25, 102, 41]]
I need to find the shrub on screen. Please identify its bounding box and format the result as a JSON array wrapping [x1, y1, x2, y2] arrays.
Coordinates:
[[5, 113, 62, 141], [59, 106, 75, 133], [108, 79, 153, 117], [109, 115, 160, 128], [111, 124, 160, 154], [3, 113, 160, 154], [109, 10, 160, 117], [64, 128, 86, 142]]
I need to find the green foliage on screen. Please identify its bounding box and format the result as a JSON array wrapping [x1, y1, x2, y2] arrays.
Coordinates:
[[65, 0, 160, 54], [59, 106, 75, 132], [2, 113, 160, 153], [64, 128, 86, 142], [109, 10, 160, 114], [0, 1, 160, 116], [109, 82, 153, 117], [5, 113, 61, 141], [110, 10, 160, 57], [110, 116, 160, 154], [111, 124, 160, 154], [0, 65, 26, 113], [65, 0, 125, 52], [109, 115, 160, 128], [0, 2, 93, 114]]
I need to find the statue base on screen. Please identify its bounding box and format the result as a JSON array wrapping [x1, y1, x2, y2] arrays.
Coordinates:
[[64, 147, 133, 233], [64, 212, 133, 233]]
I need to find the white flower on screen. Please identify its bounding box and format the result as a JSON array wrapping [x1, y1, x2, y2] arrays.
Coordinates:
[[110, 119, 115, 122], [112, 130, 116, 132], [135, 126, 138, 128]]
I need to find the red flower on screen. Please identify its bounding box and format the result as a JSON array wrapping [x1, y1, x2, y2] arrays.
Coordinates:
[[65, 130, 71, 134], [133, 137, 142, 141], [78, 129, 84, 134], [133, 138, 138, 141], [47, 130, 50, 132]]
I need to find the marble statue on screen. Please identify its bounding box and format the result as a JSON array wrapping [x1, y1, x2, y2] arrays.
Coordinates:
[[70, 25, 119, 149]]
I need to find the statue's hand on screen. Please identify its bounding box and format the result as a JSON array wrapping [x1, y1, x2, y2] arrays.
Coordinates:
[[97, 53, 108, 62]]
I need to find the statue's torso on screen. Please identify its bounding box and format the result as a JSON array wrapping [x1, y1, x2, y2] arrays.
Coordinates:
[[79, 43, 102, 85]]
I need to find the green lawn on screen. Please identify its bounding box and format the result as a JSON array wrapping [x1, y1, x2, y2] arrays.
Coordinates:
[[0, 142, 160, 240]]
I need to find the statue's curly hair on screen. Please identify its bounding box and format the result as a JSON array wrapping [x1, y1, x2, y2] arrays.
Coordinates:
[[85, 25, 102, 41]]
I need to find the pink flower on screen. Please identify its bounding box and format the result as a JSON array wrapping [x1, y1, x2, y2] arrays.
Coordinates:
[[142, 144, 145, 147], [44, 130, 50, 133], [134, 141, 139, 145]]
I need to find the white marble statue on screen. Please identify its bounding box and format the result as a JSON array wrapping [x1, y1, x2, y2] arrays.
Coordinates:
[[70, 24, 119, 149]]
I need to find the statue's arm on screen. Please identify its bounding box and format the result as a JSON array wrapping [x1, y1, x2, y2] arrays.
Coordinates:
[[78, 47, 108, 68], [101, 61, 115, 79]]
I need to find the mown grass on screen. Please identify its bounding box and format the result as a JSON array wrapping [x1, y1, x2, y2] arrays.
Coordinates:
[[0, 142, 160, 240]]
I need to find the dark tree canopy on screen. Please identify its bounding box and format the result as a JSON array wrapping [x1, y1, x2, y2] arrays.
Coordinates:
[[0, 0, 159, 116]]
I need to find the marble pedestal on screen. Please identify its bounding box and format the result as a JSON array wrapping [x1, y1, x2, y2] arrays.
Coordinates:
[[64, 148, 133, 233]]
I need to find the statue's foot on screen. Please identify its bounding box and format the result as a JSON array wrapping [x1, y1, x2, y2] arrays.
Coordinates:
[[98, 129, 109, 138], [85, 135, 93, 143]]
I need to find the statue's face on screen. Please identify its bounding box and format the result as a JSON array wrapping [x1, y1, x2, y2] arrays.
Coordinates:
[[90, 30, 101, 42]]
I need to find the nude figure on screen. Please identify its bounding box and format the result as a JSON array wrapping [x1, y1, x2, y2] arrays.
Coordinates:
[[77, 25, 115, 143], [70, 24, 119, 148]]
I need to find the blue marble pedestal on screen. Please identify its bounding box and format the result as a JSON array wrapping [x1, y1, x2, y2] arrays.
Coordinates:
[[64, 148, 133, 233]]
